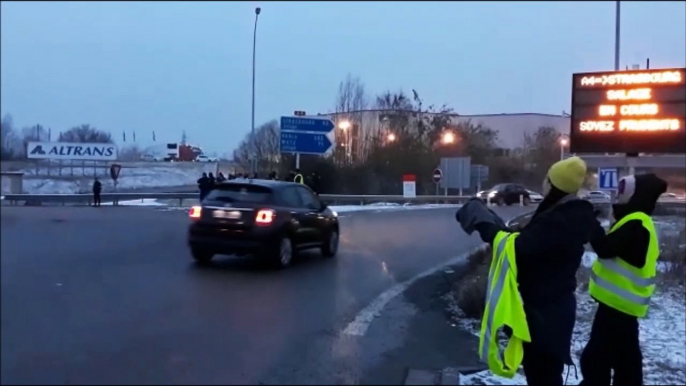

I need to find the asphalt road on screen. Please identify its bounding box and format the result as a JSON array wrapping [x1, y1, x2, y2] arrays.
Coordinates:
[[0, 205, 529, 385]]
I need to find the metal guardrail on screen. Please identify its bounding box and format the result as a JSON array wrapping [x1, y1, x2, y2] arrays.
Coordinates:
[[3, 192, 682, 209], [1, 193, 475, 206]]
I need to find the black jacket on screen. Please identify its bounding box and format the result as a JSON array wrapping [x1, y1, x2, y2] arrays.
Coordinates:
[[197, 176, 209, 192], [92, 180, 102, 193], [475, 190, 601, 364]]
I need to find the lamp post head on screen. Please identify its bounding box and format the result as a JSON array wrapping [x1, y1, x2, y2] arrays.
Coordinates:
[[441, 131, 455, 144], [560, 138, 568, 146], [255, 7, 261, 15], [338, 120, 351, 130]]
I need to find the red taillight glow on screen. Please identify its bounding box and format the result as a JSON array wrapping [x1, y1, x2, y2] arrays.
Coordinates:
[[189, 206, 202, 219], [255, 209, 274, 225]]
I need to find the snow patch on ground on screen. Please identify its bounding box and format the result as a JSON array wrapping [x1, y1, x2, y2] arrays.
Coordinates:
[[331, 202, 461, 213], [102, 199, 167, 207], [97, 199, 462, 212], [15, 164, 216, 194], [447, 275, 686, 385]]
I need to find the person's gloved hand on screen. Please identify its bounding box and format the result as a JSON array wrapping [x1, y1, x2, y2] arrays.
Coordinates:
[[456, 198, 506, 235]]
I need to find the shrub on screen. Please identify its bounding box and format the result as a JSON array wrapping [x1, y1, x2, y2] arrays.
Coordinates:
[[455, 246, 492, 319]]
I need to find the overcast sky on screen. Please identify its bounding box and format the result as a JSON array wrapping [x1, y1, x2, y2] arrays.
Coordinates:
[[1, 1, 684, 155]]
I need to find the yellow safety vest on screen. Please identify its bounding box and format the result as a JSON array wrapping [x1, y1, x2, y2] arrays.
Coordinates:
[[479, 231, 531, 378], [589, 212, 658, 318], [294, 174, 304, 184]]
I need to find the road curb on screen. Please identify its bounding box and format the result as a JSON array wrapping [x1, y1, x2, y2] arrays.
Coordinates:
[[404, 366, 489, 385]]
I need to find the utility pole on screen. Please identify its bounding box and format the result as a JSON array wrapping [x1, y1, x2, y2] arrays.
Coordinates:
[[250, 7, 261, 175]]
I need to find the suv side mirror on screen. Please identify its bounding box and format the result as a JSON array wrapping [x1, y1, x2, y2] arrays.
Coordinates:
[[319, 201, 328, 211]]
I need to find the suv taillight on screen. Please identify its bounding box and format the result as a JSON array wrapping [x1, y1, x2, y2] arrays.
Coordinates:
[[255, 209, 274, 225], [189, 206, 202, 219]]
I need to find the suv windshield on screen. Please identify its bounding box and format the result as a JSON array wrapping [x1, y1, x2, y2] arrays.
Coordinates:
[[490, 184, 507, 191], [205, 184, 273, 204]]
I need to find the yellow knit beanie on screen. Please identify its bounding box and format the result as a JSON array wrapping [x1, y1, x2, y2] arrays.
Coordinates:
[[547, 156, 587, 194]]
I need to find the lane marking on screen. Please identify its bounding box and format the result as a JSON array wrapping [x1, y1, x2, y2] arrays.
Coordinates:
[[341, 244, 489, 336]]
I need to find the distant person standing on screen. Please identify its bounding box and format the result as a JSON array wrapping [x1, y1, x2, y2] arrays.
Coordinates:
[[197, 172, 209, 201], [268, 170, 278, 180], [293, 169, 304, 184], [216, 172, 226, 183], [92, 177, 102, 207], [208, 173, 216, 193], [309, 172, 321, 194]]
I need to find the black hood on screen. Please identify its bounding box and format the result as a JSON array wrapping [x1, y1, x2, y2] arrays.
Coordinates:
[[612, 173, 667, 220]]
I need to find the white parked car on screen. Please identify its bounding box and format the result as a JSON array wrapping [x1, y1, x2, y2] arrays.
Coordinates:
[[526, 190, 544, 203], [195, 155, 219, 162], [140, 154, 163, 162], [583, 190, 611, 202]]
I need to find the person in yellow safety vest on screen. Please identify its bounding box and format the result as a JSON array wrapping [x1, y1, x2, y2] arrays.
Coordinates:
[[293, 169, 304, 184], [456, 156, 604, 385], [580, 174, 667, 385], [479, 230, 530, 378]]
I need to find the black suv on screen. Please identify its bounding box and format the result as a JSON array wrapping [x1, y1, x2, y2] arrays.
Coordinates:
[[187, 180, 340, 268], [477, 183, 531, 206]]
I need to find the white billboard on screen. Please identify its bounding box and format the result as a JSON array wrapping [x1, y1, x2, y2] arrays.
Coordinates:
[[27, 141, 118, 161]]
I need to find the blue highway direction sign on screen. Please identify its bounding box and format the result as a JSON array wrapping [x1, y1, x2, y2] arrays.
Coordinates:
[[280, 116, 334, 133], [598, 167, 619, 190], [280, 132, 333, 155]]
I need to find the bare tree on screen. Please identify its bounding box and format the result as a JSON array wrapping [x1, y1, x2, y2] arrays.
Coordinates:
[[59, 124, 113, 143], [233, 120, 281, 174], [334, 74, 368, 164], [522, 126, 561, 184], [1, 114, 19, 159]]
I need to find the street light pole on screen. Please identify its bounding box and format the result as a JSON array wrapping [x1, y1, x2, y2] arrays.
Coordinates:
[[615, 0, 620, 71], [250, 7, 261, 176]]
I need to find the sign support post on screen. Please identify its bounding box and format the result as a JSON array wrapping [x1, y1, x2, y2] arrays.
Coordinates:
[[432, 168, 443, 196]]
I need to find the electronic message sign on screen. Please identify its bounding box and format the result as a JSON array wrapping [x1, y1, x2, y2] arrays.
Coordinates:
[[570, 68, 686, 154]]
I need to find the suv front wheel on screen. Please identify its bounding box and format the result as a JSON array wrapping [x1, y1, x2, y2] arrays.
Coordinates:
[[322, 229, 339, 258]]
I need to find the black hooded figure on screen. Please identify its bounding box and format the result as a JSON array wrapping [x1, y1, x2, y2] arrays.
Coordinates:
[[580, 173, 667, 386], [92, 177, 102, 207], [197, 172, 209, 201]]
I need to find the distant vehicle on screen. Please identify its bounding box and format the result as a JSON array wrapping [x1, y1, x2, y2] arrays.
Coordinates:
[[661, 192, 685, 201], [161, 143, 204, 161], [526, 190, 544, 203], [477, 183, 531, 206], [187, 180, 340, 268], [195, 155, 219, 162], [140, 154, 163, 162], [164, 143, 179, 161], [582, 191, 611, 202]]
